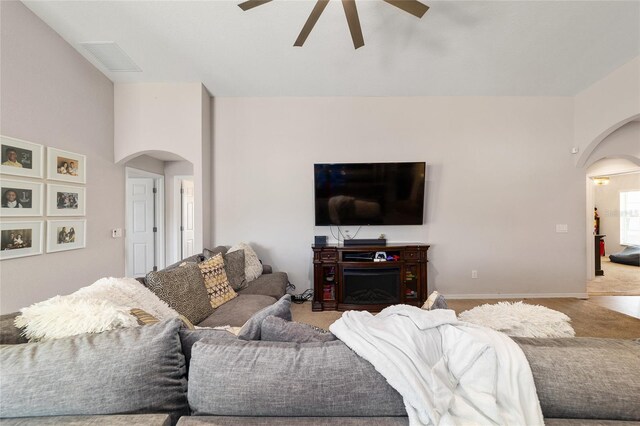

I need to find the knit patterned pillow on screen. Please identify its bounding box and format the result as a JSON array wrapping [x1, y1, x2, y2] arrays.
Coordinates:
[[199, 253, 238, 309], [145, 264, 213, 324]]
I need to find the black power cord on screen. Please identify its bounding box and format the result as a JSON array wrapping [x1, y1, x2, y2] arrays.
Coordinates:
[[292, 289, 313, 304]]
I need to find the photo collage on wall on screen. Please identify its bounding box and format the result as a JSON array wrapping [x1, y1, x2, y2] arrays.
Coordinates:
[[0, 136, 86, 260]]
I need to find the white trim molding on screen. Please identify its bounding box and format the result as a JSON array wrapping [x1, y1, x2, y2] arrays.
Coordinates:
[[442, 293, 589, 300]]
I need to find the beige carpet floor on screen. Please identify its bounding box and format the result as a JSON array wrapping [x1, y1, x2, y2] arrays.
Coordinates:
[[291, 298, 640, 339], [587, 257, 640, 296]]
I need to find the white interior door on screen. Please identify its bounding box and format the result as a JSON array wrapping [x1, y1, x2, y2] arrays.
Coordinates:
[[181, 179, 195, 259], [127, 177, 155, 277]]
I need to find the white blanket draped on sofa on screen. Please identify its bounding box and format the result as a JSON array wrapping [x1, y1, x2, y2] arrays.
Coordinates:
[[330, 305, 544, 426]]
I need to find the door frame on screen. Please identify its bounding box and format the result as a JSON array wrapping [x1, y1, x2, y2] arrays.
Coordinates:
[[585, 167, 640, 287], [171, 175, 194, 263], [125, 167, 165, 276]]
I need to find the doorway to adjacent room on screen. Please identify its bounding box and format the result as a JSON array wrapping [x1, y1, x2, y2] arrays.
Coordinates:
[[125, 167, 165, 277]]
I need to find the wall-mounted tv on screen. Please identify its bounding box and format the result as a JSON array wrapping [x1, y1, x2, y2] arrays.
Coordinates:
[[314, 162, 426, 226]]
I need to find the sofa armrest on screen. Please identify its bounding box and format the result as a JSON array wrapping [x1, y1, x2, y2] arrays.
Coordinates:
[[0, 312, 28, 344], [238, 272, 288, 300], [262, 264, 272, 274]]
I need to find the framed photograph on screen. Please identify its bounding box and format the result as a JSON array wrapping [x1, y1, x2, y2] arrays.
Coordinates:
[[0, 179, 44, 217], [0, 136, 44, 178], [46, 184, 86, 216], [46, 219, 86, 253], [0, 221, 44, 260], [47, 147, 86, 184]]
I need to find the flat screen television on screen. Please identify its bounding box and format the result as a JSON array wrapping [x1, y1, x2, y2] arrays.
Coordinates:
[[314, 162, 426, 226]]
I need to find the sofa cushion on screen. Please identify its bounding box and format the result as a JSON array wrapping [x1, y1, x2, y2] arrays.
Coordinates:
[[196, 294, 277, 328], [179, 328, 237, 368], [146, 264, 213, 324], [0, 319, 188, 419], [198, 254, 237, 309], [0, 414, 172, 425], [237, 295, 292, 340], [177, 417, 409, 425], [514, 337, 640, 421], [227, 242, 262, 282], [543, 420, 640, 426], [237, 272, 288, 300], [187, 339, 405, 417], [260, 315, 337, 343]]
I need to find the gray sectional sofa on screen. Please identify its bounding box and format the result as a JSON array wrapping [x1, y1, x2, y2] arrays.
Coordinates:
[[137, 248, 289, 328], [1, 250, 639, 424], [1, 317, 639, 425], [0, 249, 289, 345]]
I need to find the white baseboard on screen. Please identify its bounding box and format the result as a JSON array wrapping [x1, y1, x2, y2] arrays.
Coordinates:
[[442, 293, 589, 300]]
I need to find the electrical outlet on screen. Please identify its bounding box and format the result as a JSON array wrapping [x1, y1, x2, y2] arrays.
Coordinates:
[[471, 270, 478, 279]]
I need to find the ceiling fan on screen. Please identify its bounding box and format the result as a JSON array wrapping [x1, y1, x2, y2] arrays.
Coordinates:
[[238, 0, 429, 49]]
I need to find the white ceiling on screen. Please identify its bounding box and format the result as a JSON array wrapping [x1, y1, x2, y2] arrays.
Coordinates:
[[23, 0, 640, 97]]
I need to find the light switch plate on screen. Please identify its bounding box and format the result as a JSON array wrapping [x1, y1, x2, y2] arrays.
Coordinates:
[[556, 224, 568, 233]]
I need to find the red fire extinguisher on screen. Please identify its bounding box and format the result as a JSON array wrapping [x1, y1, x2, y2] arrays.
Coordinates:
[[600, 239, 605, 256]]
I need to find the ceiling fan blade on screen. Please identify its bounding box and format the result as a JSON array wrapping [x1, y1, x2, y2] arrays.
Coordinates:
[[294, 0, 330, 47], [238, 0, 272, 12], [342, 0, 364, 49], [383, 0, 429, 18]]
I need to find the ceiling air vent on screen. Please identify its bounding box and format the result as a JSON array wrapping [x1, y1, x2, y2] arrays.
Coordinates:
[[79, 42, 141, 72]]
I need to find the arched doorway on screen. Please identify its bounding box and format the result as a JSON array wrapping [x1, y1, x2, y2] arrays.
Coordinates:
[[582, 121, 640, 317], [123, 151, 194, 276]]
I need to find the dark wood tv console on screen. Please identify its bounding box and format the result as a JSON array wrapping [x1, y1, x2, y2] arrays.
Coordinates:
[[312, 243, 429, 312]]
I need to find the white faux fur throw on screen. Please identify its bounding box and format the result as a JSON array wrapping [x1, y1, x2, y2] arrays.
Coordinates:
[[15, 297, 139, 341], [72, 277, 178, 320], [15, 277, 179, 341], [458, 301, 575, 338]]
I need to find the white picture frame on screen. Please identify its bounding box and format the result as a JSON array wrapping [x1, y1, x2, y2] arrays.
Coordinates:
[[47, 147, 86, 184], [46, 184, 86, 216], [0, 220, 44, 260], [0, 136, 44, 179], [0, 178, 44, 217], [46, 219, 86, 253]]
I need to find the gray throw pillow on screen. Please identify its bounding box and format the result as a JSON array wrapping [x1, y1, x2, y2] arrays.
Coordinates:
[[203, 246, 228, 258], [422, 291, 448, 310], [431, 294, 448, 310], [261, 315, 337, 343], [146, 264, 214, 325], [0, 319, 188, 419], [222, 250, 248, 291], [237, 294, 292, 340]]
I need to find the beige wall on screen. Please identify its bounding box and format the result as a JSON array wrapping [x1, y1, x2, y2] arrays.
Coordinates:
[[212, 97, 587, 298], [114, 83, 211, 256], [0, 2, 122, 313]]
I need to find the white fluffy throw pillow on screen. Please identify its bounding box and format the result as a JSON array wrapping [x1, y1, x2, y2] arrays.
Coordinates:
[[227, 242, 262, 282], [15, 296, 139, 342]]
